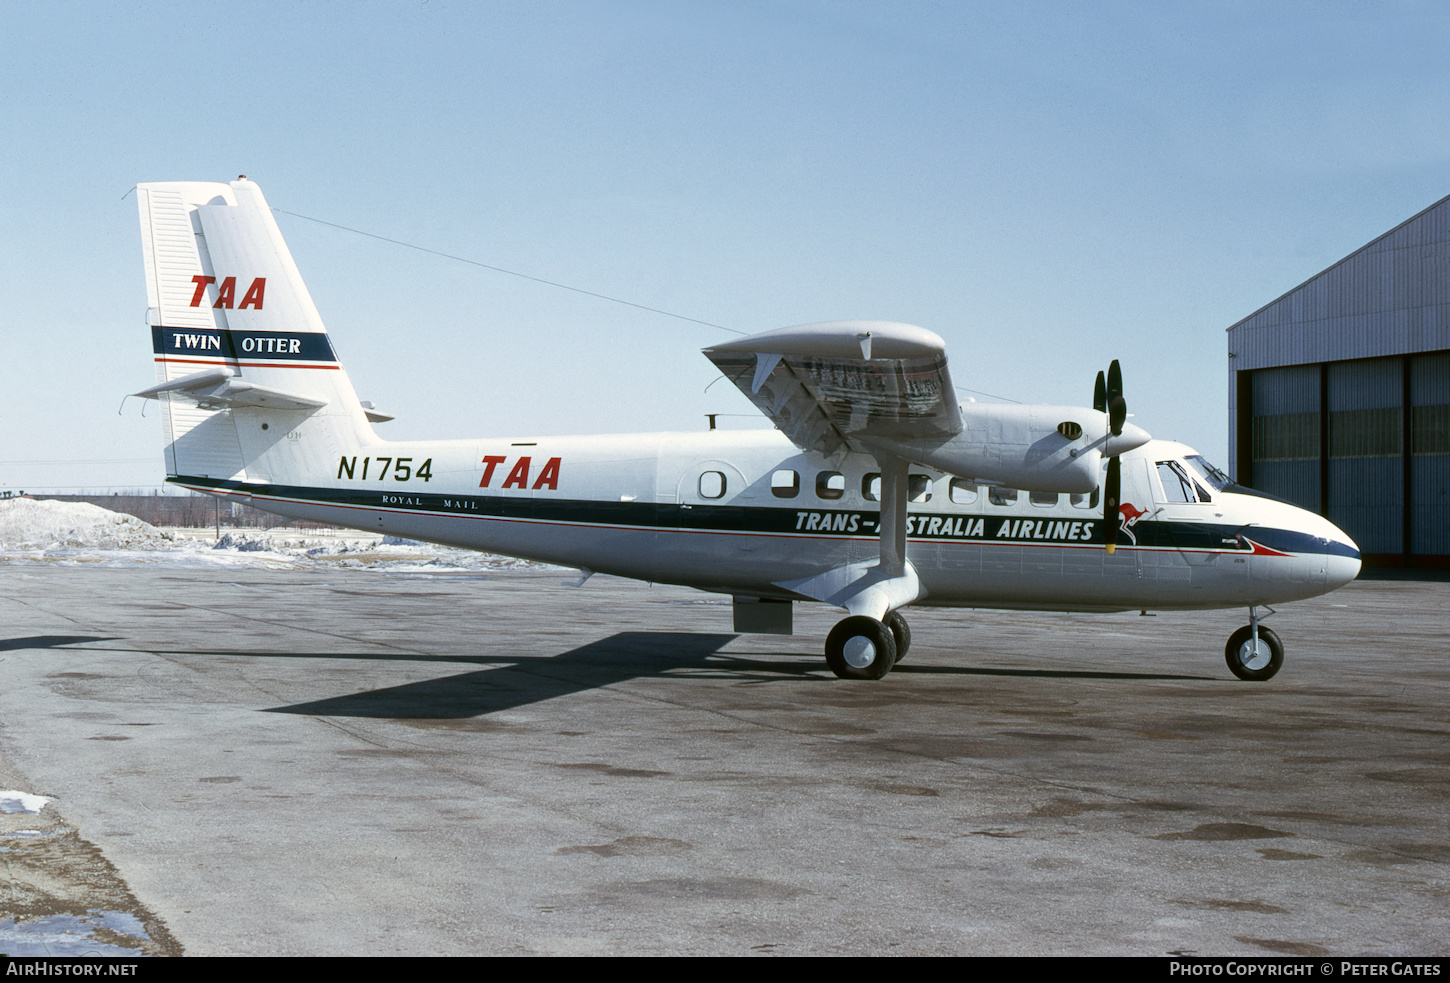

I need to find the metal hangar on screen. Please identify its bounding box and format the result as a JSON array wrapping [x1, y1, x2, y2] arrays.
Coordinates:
[[1228, 195, 1450, 569]]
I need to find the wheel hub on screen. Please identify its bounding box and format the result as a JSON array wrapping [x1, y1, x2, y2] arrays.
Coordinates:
[[1238, 639, 1273, 670], [842, 636, 876, 668]]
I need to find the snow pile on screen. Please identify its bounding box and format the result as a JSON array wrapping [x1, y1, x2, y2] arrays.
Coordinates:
[[199, 532, 554, 572], [213, 532, 270, 552], [0, 498, 173, 550], [284, 535, 552, 572], [0, 498, 556, 572]]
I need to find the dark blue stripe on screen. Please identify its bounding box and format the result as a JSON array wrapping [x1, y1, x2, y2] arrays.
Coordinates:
[[170, 475, 1358, 557], [1239, 526, 1360, 559], [152, 326, 337, 362]]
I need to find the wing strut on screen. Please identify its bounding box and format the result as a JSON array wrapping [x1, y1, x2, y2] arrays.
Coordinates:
[[877, 456, 909, 578], [774, 452, 923, 622]]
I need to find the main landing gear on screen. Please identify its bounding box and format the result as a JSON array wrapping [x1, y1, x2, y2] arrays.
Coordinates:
[[825, 611, 912, 680], [1225, 605, 1283, 681]]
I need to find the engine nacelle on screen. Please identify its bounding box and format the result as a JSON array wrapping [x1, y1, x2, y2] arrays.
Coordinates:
[[869, 403, 1149, 494]]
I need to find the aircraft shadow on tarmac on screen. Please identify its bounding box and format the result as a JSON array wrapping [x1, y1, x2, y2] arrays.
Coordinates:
[[241, 632, 1213, 720], [0, 635, 120, 651], [9, 633, 1215, 718], [265, 632, 743, 719]]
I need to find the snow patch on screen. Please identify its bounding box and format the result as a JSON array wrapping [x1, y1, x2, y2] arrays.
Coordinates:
[[0, 790, 52, 814], [0, 911, 148, 957]]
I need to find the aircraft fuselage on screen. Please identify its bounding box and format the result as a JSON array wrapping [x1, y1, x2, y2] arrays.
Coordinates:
[[172, 428, 1360, 614]]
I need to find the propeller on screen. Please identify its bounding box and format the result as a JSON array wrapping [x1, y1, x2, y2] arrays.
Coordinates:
[[1106, 359, 1126, 436], [1104, 454, 1121, 554], [1098, 360, 1125, 554]]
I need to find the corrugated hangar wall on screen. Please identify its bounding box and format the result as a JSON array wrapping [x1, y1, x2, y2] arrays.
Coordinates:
[[1228, 195, 1450, 568]]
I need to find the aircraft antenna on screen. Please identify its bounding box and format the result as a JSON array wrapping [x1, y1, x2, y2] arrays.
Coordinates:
[[271, 207, 746, 336]]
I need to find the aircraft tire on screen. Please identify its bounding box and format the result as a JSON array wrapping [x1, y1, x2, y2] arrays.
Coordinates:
[[1224, 625, 1283, 681], [884, 610, 911, 663], [825, 616, 897, 680]]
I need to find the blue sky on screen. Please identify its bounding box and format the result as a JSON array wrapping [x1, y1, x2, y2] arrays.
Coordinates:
[[4, 1, 1449, 492]]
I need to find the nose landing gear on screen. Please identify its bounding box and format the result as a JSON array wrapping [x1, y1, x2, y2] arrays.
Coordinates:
[[1226, 605, 1283, 680]]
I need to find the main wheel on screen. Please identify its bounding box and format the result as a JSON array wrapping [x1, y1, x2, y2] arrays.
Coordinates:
[[825, 616, 897, 680], [884, 610, 911, 663], [1225, 625, 1284, 681]]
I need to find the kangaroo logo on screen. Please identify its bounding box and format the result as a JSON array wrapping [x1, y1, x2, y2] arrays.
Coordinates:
[[1118, 502, 1150, 545]]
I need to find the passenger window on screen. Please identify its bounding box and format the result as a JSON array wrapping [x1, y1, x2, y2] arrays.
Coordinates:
[[1029, 490, 1058, 507], [816, 471, 845, 500], [949, 478, 978, 505], [771, 469, 800, 498], [989, 487, 1019, 506], [698, 471, 726, 500], [858, 473, 933, 503], [1070, 488, 1100, 509]]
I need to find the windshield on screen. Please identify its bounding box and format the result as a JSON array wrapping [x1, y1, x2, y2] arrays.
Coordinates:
[[1183, 455, 1233, 492]]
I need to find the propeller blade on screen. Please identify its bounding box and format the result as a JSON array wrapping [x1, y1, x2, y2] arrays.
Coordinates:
[[1104, 455, 1121, 554], [1106, 359, 1125, 436], [1093, 370, 1106, 413], [1109, 395, 1126, 437]]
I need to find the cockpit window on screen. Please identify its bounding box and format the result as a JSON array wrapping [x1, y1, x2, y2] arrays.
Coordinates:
[[1157, 460, 1212, 504], [1157, 463, 1194, 503], [1183, 455, 1232, 492]]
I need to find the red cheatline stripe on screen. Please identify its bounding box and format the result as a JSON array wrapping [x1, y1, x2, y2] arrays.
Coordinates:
[[155, 356, 340, 370], [1243, 537, 1293, 557]]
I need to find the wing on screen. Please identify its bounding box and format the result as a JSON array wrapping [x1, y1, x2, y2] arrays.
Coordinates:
[[703, 320, 962, 457]]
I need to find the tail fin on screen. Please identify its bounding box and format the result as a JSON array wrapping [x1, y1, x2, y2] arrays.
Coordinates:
[[135, 178, 375, 485]]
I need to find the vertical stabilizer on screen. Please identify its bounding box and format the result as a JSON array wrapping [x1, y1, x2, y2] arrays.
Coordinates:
[[136, 178, 373, 486]]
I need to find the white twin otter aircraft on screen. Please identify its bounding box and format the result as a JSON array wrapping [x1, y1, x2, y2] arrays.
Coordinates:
[[132, 179, 1360, 681]]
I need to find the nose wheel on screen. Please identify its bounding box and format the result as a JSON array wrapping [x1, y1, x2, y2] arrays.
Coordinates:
[[825, 616, 897, 680], [1225, 624, 1283, 681]]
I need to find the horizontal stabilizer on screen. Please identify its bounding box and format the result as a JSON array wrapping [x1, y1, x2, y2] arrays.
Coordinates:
[[704, 321, 962, 457], [359, 401, 395, 424], [132, 367, 327, 413]]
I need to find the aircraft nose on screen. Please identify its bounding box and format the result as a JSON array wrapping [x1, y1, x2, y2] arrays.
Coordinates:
[[1322, 525, 1361, 591]]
